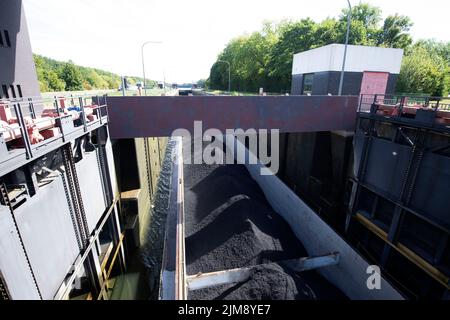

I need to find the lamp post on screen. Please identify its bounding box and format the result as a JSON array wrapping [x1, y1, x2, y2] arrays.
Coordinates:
[[217, 60, 231, 94], [338, 0, 352, 96], [141, 40, 162, 96]]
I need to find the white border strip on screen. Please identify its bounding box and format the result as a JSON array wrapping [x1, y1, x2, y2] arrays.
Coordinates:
[[174, 137, 187, 300]]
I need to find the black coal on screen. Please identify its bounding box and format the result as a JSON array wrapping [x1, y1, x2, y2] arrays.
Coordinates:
[[184, 164, 346, 300]]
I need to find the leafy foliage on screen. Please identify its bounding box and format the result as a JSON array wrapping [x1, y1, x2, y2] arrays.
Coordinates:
[[378, 14, 413, 49], [33, 54, 155, 92], [397, 41, 449, 96], [208, 3, 438, 94], [59, 61, 84, 91]]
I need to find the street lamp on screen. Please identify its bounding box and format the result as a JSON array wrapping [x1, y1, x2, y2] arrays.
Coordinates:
[[141, 40, 162, 96], [338, 0, 352, 96], [217, 60, 231, 94]]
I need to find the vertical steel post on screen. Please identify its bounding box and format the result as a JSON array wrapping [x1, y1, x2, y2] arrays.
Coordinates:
[[96, 95, 103, 125], [13, 102, 33, 159], [121, 77, 126, 97], [102, 94, 109, 123], [54, 95, 60, 117], [79, 97, 87, 132], [338, 0, 352, 96], [27, 98, 36, 119]]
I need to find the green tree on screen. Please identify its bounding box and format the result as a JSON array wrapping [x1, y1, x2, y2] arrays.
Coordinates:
[[315, 18, 340, 47], [196, 79, 207, 88], [38, 80, 50, 93], [415, 39, 450, 63], [45, 70, 65, 91], [396, 45, 448, 96], [413, 40, 450, 95], [339, 2, 381, 44], [33, 54, 153, 92], [59, 61, 83, 91], [104, 75, 121, 90], [210, 37, 246, 91], [84, 69, 108, 89], [34, 55, 50, 92], [208, 2, 417, 93], [268, 19, 317, 91], [341, 3, 382, 29], [239, 23, 279, 91], [378, 14, 413, 49]]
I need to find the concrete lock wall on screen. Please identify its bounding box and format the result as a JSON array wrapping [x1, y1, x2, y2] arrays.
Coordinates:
[[116, 137, 168, 246], [229, 131, 353, 232], [278, 131, 353, 230]]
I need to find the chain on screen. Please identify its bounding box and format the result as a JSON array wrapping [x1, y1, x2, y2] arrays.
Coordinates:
[[0, 272, 10, 300], [60, 167, 83, 250], [67, 144, 90, 242], [96, 144, 113, 206], [95, 145, 107, 206], [144, 138, 153, 198], [62, 144, 89, 246], [0, 183, 42, 299]]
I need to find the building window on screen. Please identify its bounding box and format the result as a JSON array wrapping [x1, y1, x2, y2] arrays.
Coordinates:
[[2, 85, 8, 99], [4, 30, 11, 47], [17, 85, 23, 98], [302, 73, 314, 95], [9, 85, 16, 99], [0, 30, 11, 47]]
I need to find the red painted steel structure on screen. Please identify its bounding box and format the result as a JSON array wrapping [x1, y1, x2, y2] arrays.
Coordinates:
[[360, 72, 389, 95], [107, 96, 359, 138]]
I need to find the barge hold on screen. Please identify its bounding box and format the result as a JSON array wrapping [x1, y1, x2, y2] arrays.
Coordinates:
[[2, 0, 450, 300], [158, 138, 403, 300], [184, 162, 346, 300]]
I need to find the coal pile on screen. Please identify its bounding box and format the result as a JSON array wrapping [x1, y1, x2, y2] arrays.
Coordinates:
[[184, 163, 346, 300]]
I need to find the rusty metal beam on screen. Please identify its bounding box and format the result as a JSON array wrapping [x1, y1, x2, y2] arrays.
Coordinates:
[[107, 95, 359, 138]]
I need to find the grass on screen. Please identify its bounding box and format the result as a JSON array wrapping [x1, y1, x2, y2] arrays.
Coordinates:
[[107, 88, 165, 97], [206, 90, 263, 96], [205, 89, 289, 96], [41, 89, 115, 98], [41, 88, 167, 98]]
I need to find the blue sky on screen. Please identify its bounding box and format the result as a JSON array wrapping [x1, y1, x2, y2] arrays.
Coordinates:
[[23, 0, 450, 83]]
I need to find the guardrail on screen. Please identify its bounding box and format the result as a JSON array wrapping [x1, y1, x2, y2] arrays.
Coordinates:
[[358, 94, 450, 129], [0, 94, 109, 177]]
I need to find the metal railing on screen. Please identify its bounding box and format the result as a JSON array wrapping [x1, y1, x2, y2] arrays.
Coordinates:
[[0, 94, 108, 167], [359, 94, 450, 114], [358, 94, 450, 131]]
